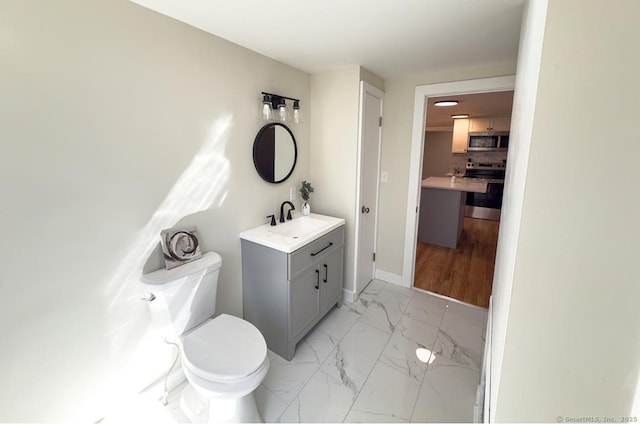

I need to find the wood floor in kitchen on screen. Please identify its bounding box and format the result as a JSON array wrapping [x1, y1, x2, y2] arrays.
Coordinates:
[[414, 217, 499, 308]]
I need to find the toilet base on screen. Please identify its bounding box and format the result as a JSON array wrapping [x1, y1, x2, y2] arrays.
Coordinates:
[[180, 384, 208, 423], [180, 383, 263, 423]]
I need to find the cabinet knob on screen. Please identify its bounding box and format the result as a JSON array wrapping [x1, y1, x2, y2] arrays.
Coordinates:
[[315, 269, 320, 289]]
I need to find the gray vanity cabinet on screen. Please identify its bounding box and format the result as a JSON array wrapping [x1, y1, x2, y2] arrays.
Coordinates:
[[289, 265, 320, 341], [318, 248, 343, 313], [241, 225, 344, 360]]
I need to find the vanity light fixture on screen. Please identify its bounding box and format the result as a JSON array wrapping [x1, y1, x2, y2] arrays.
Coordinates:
[[451, 114, 470, 119], [260, 92, 302, 124], [434, 100, 458, 107], [260, 94, 273, 122], [292, 100, 303, 124]]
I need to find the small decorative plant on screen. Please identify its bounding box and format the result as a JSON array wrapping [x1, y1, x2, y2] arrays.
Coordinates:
[[299, 180, 314, 202], [300, 181, 314, 216]]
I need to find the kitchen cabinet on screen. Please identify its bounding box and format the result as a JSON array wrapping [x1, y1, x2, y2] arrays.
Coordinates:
[[451, 118, 469, 153], [241, 226, 344, 360], [469, 116, 511, 132], [419, 177, 488, 248]]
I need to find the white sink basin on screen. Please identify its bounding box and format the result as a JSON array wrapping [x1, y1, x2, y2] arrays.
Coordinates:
[[240, 213, 345, 253], [267, 216, 326, 238]]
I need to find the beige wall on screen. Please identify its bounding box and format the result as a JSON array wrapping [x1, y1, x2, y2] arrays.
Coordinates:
[[376, 62, 517, 277], [492, 0, 640, 420], [309, 66, 359, 294], [309, 65, 384, 295], [360, 67, 385, 92], [0, 1, 309, 421], [8, 0, 638, 421]]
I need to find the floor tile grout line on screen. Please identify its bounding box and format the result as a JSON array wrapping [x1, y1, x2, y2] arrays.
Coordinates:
[[343, 286, 425, 423], [408, 295, 450, 423], [401, 290, 436, 424], [293, 279, 393, 423], [159, 281, 481, 423], [273, 281, 385, 423], [339, 307, 396, 423], [269, 280, 483, 423], [337, 278, 394, 422], [259, 381, 289, 418]]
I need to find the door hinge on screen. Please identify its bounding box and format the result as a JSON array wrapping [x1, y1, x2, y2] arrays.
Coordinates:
[[379, 116, 383, 127], [372, 252, 376, 262]]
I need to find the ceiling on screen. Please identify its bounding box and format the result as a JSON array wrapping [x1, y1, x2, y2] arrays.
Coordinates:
[[129, 0, 525, 79], [426, 90, 515, 129]]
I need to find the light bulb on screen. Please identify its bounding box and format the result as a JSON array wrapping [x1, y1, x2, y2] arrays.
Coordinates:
[[262, 104, 272, 121], [260, 94, 272, 121], [278, 103, 288, 122], [292, 100, 302, 124]]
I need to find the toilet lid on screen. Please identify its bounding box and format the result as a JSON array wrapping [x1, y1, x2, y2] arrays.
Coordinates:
[[182, 314, 267, 382]]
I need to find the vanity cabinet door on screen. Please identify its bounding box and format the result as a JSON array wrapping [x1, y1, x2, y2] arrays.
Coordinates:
[[289, 266, 320, 342], [319, 247, 344, 312]]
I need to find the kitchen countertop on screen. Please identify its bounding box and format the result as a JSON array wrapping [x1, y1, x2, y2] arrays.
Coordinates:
[[421, 177, 488, 193]]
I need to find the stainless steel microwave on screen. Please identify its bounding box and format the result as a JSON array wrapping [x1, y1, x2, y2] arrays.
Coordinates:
[[468, 132, 509, 151]]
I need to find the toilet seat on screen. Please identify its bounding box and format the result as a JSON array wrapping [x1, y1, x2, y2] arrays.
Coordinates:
[[181, 314, 267, 383]]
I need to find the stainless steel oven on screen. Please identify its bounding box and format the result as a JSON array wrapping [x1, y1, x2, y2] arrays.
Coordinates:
[[464, 162, 506, 221]]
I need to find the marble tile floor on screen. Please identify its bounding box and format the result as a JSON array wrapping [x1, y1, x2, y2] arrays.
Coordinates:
[[159, 280, 488, 423]]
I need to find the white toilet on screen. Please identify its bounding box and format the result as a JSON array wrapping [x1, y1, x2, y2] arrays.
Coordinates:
[[141, 251, 269, 423]]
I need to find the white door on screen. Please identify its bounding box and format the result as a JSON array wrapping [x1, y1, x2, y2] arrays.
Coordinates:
[[354, 82, 384, 297]]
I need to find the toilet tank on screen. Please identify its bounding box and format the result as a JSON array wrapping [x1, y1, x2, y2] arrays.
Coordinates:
[[141, 251, 222, 339]]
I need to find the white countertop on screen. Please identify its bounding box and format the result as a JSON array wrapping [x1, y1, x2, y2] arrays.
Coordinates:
[[421, 177, 488, 193], [239, 213, 345, 253]]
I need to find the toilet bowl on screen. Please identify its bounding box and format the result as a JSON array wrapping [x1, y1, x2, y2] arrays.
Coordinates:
[[180, 314, 269, 423], [141, 252, 269, 423]]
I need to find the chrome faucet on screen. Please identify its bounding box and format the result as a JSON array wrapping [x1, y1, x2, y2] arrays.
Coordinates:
[[279, 201, 295, 223]]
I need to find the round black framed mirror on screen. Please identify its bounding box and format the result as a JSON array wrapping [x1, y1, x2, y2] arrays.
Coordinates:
[[253, 123, 297, 184]]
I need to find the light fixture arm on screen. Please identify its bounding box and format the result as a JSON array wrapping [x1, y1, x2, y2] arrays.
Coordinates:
[[261, 92, 300, 110]]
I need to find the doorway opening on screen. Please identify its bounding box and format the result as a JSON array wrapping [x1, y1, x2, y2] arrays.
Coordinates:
[[403, 76, 516, 307], [416, 91, 513, 307]]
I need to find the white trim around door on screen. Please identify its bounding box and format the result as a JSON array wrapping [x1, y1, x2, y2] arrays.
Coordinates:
[[353, 81, 384, 298], [401, 75, 516, 287]]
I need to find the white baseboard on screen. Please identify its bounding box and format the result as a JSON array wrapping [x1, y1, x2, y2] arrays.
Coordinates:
[[374, 269, 404, 286], [342, 288, 356, 303]]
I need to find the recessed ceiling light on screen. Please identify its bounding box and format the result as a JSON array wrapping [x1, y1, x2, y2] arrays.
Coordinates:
[[451, 114, 469, 119], [434, 100, 458, 107]]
